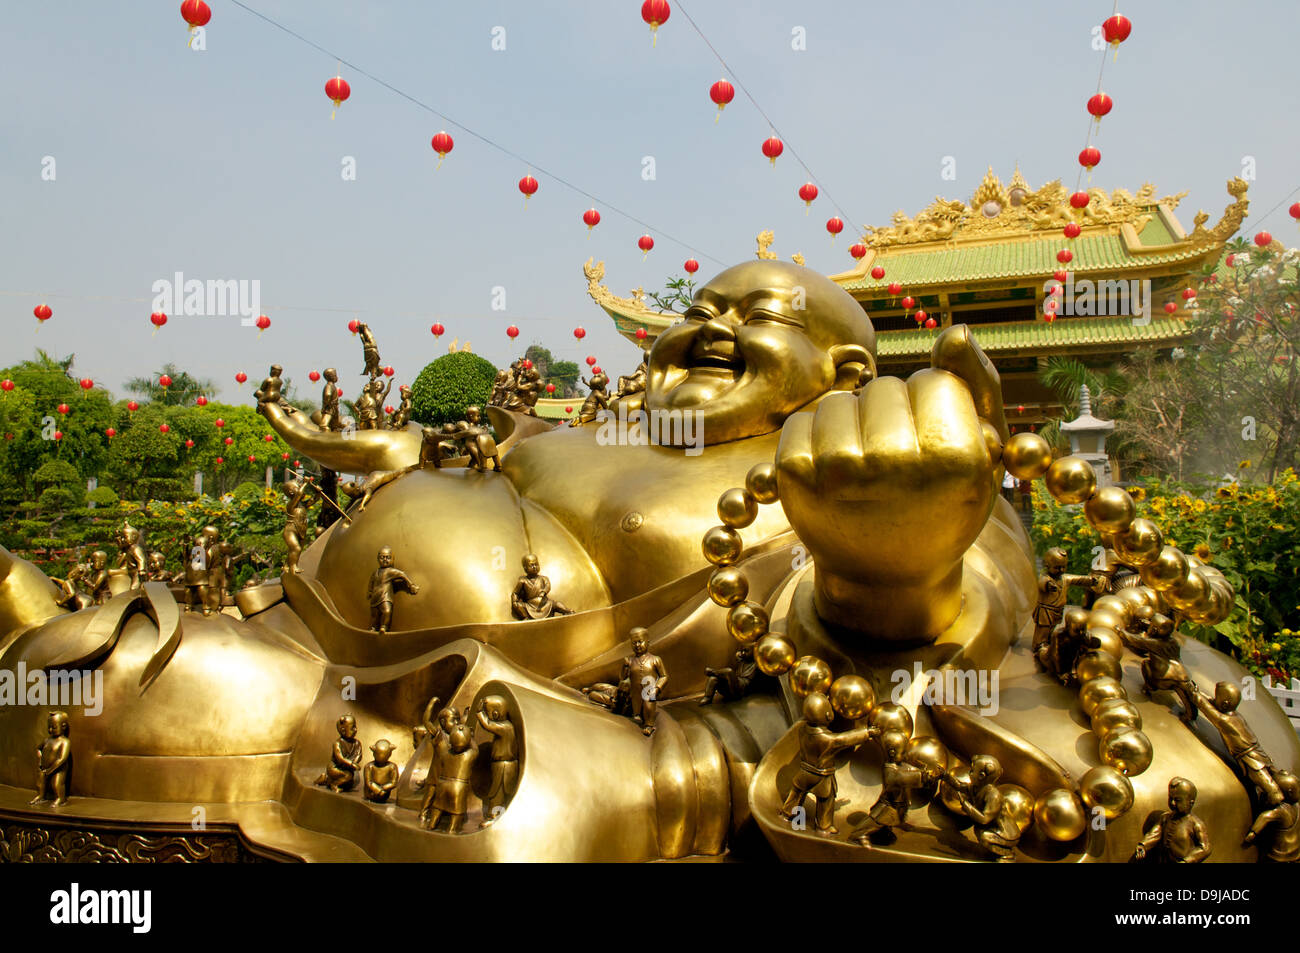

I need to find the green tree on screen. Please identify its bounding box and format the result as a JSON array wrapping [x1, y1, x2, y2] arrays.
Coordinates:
[[647, 275, 696, 314], [409, 352, 499, 426]]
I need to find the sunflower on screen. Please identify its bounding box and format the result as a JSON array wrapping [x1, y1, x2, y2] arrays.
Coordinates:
[[1130, 486, 1147, 502], [1194, 542, 1212, 561]]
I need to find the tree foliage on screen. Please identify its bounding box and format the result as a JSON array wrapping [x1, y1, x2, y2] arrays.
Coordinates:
[[409, 351, 499, 426]]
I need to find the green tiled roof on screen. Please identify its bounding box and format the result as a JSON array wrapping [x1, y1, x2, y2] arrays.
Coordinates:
[[843, 231, 1216, 292], [534, 398, 576, 421], [878, 316, 1191, 360]]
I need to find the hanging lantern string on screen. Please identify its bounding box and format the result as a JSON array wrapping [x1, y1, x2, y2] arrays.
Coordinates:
[[224, 0, 726, 268], [674, 1, 856, 229], [1073, 1, 1119, 195]]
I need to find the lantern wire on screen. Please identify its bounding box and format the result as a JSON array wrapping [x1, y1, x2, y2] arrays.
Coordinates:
[[1073, 0, 1121, 196], [225, 0, 727, 268], [673, 2, 857, 230]]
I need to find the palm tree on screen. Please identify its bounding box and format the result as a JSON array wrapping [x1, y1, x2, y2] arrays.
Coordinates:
[[1035, 357, 1125, 450], [125, 364, 215, 406]]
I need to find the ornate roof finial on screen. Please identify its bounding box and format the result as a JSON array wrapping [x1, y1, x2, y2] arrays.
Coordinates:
[[1009, 164, 1030, 194], [756, 231, 777, 260]]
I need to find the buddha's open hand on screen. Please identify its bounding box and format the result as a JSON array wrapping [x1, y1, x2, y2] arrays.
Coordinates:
[[775, 326, 1005, 640]]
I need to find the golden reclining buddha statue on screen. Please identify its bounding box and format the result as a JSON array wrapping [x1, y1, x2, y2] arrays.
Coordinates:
[[0, 260, 1295, 863]]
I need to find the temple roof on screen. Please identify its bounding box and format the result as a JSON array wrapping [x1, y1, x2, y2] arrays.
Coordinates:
[[878, 314, 1191, 363]]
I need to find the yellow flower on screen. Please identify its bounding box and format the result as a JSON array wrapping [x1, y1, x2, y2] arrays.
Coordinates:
[[1130, 487, 1147, 502], [1216, 485, 1235, 499], [1194, 542, 1212, 561], [1239, 459, 1252, 469]]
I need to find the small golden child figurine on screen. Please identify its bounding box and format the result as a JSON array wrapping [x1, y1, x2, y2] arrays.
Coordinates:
[[1133, 777, 1211, 863], [1033, 547, 1096, 652], [476, 695, 518, 826], [367, 547, 420, 634], [362, 739, 399, 803], [570, 373, 610, 427], [31, 711, 72, 806], [941, 755, 1023, 862], [852, 730, 928, 846], [316, 715, 364, 792], [779, 692, 875, 836]]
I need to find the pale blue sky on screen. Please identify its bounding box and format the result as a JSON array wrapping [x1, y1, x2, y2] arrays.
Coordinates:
[[3, 1, 1297, 401]]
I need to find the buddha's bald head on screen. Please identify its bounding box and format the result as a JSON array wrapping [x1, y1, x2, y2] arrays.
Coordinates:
[[646, 261, 876, 445]]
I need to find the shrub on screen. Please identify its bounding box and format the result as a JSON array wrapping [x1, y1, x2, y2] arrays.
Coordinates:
[[233, 480, 265, 500], [86, 486, 119, 507], [33, 459, 81, 489], [134, 477, 191, 502], [38, 486, 80, 512], [409, 352, 498, 427]]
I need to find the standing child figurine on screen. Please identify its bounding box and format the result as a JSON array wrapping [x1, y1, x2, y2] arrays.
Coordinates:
[[367, 547, 420, 634], [1133, 777, 1212, 863], [622, 628, 667, 736], [424, 722, 477, 833], [476, 695, 518, 826], [362, 739, 399, 803], [852, 730, 929, 846], [315, 715, 364, 792], [87, 551, 112, 606], [778, 692, 875, 836], [30, 711, 72, 806], [1033, 547, 1097, 652]]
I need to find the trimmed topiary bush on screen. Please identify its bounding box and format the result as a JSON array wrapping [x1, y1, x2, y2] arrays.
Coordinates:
[[86, 486, 119, 507], [409, 351, 499, 427]]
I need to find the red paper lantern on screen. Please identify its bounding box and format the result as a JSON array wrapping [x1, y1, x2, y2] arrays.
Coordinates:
[[235, 372, 248, 384], [282, 452, 291, 460], [1290, 202, 1300, 222], [181, 0, 211, 29], [871, 266, 886, 280], [1255, 231, 1273, 248], [506, 326, 520, 340], [53, 431, 63, 441], [914, 310, 928, 325], [583, 208, 601, 233], [565, 406, 573, 414], [293, 460, 301, 468], [797, 182, 819, 207], [1164, 302, 1178, 314], [215, 418, 225, 428], [518, 175, 539, 202], [159, 424, 170, 434], [1016, 405, 1025, 414], [1057, 249, 1073, 264], [0, 380, 12, 393], [159, 374, 173, 388], [592, 366, 602, 376], [325, 76, 351, 114], [635, 328, 648, 341], [887, 282, 902, 295], [826, 217, 844, 239], [709, 79, 734, 118], [1226, 254, 1236, 267], [1044, 313, 1056, 324], [79, 378, 93, 391], [849, 243, 868, 260], [1078, 147, 1101, 172], [684, 259, 699, 274], [197, 396, 211, 408], [224, 436, 234, 446], [641, 0, 671, 44], [150, 311, 168, 329], [308, 370, 321, 383], [215, 457, 224, 465], [255, 314, 271, 332], [1063, 222, 1081, 239], [34, 304, 53, 323], [1069, 191, 1090, 210], [431, 323, 445, 338], [586, 356, 597, 366], [385, 406, 395, 415], [573, 327, 586, 340], [901, 296, 916, 310], [383, 365, 395, 377], [1045, 299, 1058, 312], [545, 383, 556, 394], [1086, 93, 1113, 122], [638, 235, 655, 256], [127, 400, 140, 412], [185, 438, 194, 448], [923, 317, 937, 329], [761, 136, 784, 166], [248, 455, 256, 464], [264, 433, 274, 442], [1102, 14, 1132, 49], [431, 131, 454, 167], [1048, 285, 1062, 297], [1054, 269, 1069, 283], [348, 319, 360, 335], [1182, 288, 1196, 300], [57, 403, 70, 415], [106, 427, 117, 439], [521, 360, 533, 370]]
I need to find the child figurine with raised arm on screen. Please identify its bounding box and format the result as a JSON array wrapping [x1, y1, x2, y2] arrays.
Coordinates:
[[1133, 777, 1211, 863], [367, 547, 420, 634], [315, 715, 364, 792], [31, 711, 72, 806], [1033, 547, 1097, 652], [362, 739, 399, 803], [852, 730, 928, 846], [941, 755, 1022, 862], [476, 695, 518, 826], [779, 692, 876, 836]]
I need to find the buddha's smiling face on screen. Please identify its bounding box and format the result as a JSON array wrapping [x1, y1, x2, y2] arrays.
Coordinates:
[[645, 261, 875, 446]]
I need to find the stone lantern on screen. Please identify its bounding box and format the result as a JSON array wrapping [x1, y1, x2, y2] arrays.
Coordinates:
[[1060, 385, 1115, 487]]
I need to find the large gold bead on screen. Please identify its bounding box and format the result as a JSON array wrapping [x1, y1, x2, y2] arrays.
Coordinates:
[[1100, 727, 1153, 776], [1086, 625, 1125, 661], [1079, 676, 1127, 718], [1116, 586, 1151, 616], [1044, 456, 1098, 505], [939, 767, 970, 814], [1075, 650, 1123, 683], [1084, 486, 1137, 533], [1002, 432, 1053, 480], [1090, 595, 1132, 625], [753, 634, 797, 677], [707, 566, 749, 607], [717, 487, 758, 529], [868, 702, 914, 738], [1139, 545, 1190, 592], [701, 526, 743, 566], [744, 462, 779, 505], [1166, 566, 1210, 613], [1079, 765, 1135, 820], [1114, 519, 1162, 568], [999, 784, 1036, 834], [828, 674, 876, 721], [1091, 698, 1142, 736], [726, 601, 769, 644], [1034, 788, 1087, 842], [903, 736, 949, 781], [789, 656, 833, 699], [1203, 583, 1234, 625]]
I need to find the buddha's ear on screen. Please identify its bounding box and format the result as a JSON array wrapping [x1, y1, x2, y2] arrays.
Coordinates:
[[829, 344, 876, 391]]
